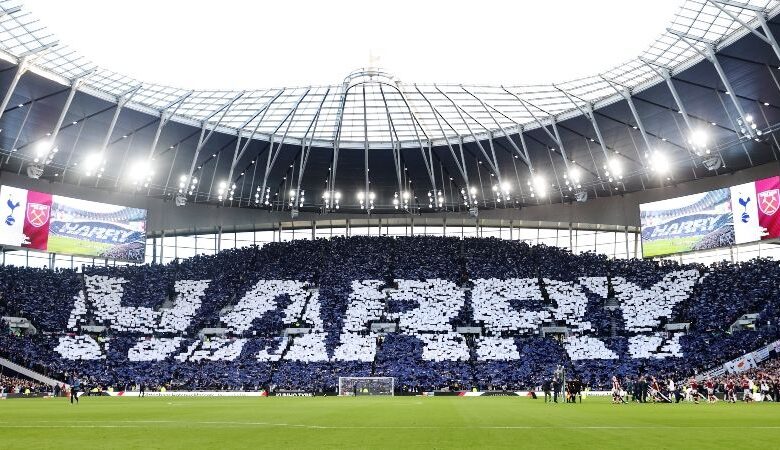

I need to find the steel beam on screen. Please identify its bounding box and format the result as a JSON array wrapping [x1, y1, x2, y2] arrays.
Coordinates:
[[381, 85, 409, 197], [295, 89, 329, 203], [707, 1, 780, 62], [637, 58, 696, 134], [418, 91, 470, 187], [186, 92, 244, 190], [146, 91, 192, 161], [550, 117, 571, 173], [463, 86, 532, 169], [362, 84, 370, 213], [98, 86, 141, 155], [391, 85, 436, 192], [48, 77, 85, 145], [0, 57, 27, 122], [259, 90, 310, 202], [436, 86, 502, 185], [227, 90, 286, 185], [554, 85, 612, 164], [600, 76, 653, 164], [668, 28, 756, 138]]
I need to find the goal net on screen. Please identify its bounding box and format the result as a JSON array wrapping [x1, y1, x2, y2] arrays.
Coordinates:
[[338, 377, 395, 396]]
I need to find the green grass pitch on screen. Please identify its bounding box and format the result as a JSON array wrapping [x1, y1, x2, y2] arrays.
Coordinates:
[[1, 396, 779, 449], [641, 236, 701, 258], [46, 235, 113, 258]]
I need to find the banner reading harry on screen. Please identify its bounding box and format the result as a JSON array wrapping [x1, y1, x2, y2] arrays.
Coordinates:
[[640, 188, 733, 258], [640, 175, 780, 258], [0, 185, 147, 262]]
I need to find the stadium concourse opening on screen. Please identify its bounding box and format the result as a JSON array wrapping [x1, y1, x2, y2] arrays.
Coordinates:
[[3, 0, 780, 448]]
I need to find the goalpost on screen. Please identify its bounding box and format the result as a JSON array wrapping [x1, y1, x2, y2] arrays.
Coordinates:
[[338, 377, 395, 396]]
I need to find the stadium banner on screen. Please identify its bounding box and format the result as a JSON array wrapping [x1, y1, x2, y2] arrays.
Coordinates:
[[724, 354, 758, 374], [269, 390, 321, 397], [639, 175, 780, 258], [0, 393, 55, 399], [108, 391, 268, 397], [0, 185, 147, 262]]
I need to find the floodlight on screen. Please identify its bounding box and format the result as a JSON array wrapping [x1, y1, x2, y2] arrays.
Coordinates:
[[649, 151, 669, 174]]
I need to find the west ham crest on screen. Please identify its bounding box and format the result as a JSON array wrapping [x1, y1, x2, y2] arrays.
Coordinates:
[[758, 189, 780, 216], [26, 203, 50, 227]]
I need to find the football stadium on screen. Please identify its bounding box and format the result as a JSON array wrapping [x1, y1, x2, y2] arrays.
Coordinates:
[[2, 0, 780, 448]]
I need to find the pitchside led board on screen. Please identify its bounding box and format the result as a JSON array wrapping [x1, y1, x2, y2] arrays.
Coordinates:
[[640, 175, 780, 258], [0, 185, 147, 263]]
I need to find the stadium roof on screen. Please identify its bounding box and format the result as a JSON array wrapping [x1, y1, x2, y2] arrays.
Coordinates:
[[0, 0, 775, 149], [0, 0, 779, 213]]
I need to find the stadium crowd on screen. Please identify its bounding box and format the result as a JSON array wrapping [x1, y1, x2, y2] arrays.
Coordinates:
[[0, 372, 49, 395], [0, 236, 779, 394]]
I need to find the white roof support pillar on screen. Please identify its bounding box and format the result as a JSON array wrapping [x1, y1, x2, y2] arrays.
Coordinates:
[[146, 91, 192, 161], [550, 116, 572, 174], [0, 57, 28, 122], [417, 86, 470, 188], [600, 75, 653, 167], [362, 84, 371, 214], [379, 85, 408, 205], [259, 90, 310, 205], [464, 86, 532, 170], [98, 86, 141, 155], [186, 92, 244, 191], [437, 86, 502, 186], [295, 89, 329, 205], [48, 76, 88, 146], [668, 28, 756, 138], [227, 89, 286, 186]]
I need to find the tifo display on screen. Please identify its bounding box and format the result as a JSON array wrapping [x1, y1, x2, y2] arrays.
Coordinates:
[[0, 185, 147, 262], [1, 236, 779, 394], [640, 175, 780, 257]]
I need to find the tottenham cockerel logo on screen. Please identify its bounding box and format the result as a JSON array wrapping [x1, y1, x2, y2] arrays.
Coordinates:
[[758, 189, 780, 216], [26, 203, 50, 227]]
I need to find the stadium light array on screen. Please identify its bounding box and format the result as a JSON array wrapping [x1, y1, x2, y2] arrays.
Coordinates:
[[564, 168, 582, 192], [738, 114, 762, 141], [82, 153, 104, 177], [217, 180, 236, 202], [393, 191, 409, 210], [491, 183, 511, 202], [603, 158, 622, 182], [323, 190, 341, 210], [256, 186, 272, 206], [428, 190, 444, 208], [179, 174, 198, 196], [461, 187, 478, 206], [288, 189, 305, 208], [128, 160, 153, 187], [33, 140, 58, 164], [528, 174, 546, 198], [688, 129, 710, 155], [649, 151, 670, 174], [358, 191, 375, 210], [357, 191, 376, 211]]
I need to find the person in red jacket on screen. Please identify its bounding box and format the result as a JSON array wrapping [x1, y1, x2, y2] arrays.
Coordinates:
[[690, 379, 700, 404], [705, 378, 718, 403], [725, 379, 737, 403]]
